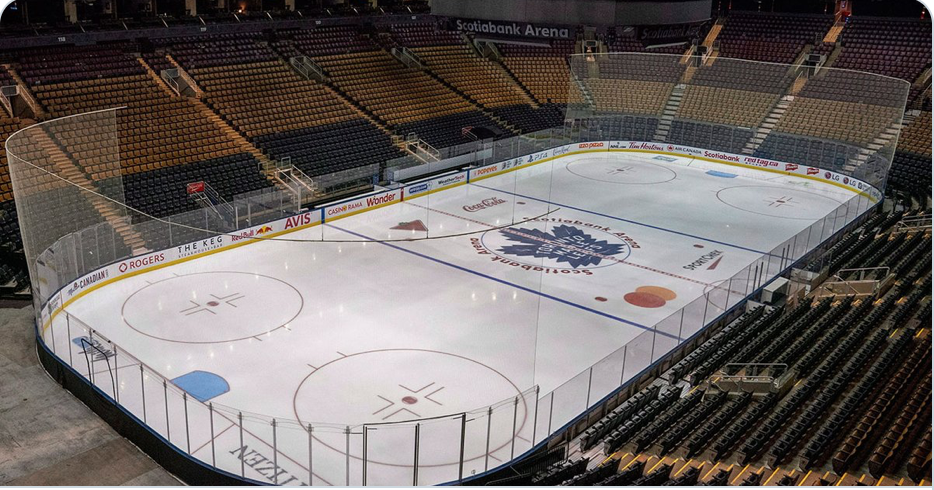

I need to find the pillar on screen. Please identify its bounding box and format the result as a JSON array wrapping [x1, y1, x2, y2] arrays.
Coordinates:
[[64, 0, 78, 23], [186, 0, 197, 15]]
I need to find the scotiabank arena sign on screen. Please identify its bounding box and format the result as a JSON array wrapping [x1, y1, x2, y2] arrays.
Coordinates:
[[450, 18, 571, 39]]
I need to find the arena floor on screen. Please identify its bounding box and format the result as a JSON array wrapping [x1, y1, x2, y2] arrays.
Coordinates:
[[42, 151, 873, 485]]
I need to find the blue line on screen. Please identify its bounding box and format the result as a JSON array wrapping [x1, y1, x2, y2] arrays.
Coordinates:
[[471, 182, 770, 255], [328, 224, 678, 339]]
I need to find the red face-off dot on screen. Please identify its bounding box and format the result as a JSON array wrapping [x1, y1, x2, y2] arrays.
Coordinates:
[[207, 301, 220, 307], [402, 396, 418, 405]]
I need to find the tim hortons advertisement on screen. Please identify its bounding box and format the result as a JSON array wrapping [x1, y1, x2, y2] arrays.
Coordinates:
[[658, 142, 879, 199], [324, 189, 403, 221], [606, 141, 879, 199]]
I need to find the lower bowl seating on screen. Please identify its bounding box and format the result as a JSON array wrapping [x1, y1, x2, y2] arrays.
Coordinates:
[[123, 152, 270, 219], [395, 110, 506, 149], [254, 119, 403, 187], [492, 104, 565, 134]]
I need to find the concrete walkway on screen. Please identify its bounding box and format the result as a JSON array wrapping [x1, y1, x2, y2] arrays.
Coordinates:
[[0, 305, 181, 485]]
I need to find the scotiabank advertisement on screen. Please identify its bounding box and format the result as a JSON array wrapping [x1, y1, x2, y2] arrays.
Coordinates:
[[607, 141, 881, 201]]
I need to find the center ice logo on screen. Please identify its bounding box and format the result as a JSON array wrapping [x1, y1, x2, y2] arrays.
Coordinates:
[[499, 225, 626, 269], [472, 219, 637, 273]]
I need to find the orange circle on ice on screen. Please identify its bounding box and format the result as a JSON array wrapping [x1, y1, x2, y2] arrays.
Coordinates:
[[636, 285, 678, 301]]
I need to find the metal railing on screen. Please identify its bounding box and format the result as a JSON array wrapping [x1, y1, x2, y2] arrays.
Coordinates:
[[33, 146, 878, 485], [160, 68, 181, 95], [289, 56, 330, 83]]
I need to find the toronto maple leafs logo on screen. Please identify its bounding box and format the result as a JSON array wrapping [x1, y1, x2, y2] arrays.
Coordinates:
[[498, 225, 627, 269]]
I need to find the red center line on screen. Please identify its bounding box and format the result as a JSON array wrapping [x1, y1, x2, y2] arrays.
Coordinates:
[[405, 201, 747, 296]]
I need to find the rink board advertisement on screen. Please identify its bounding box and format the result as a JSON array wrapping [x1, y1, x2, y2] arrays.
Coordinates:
[[44, 140, 881, 326], [54, 210, 323, 306], [403, 171, 469, 199], [468, 146, 563, 181], [321, 188, 403, 221], [605, 141, 883, 202]]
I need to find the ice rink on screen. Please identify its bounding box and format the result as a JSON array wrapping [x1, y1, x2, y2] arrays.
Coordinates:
[[42, 149, 874, 485]]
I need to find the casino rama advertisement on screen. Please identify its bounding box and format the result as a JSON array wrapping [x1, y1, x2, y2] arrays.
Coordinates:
[[48, 140, 879, 313]]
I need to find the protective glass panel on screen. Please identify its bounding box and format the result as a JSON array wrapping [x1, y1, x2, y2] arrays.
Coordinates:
[[362, 423, 417, 486], [8, 50, 907, 485], [414, 415, 464, 485]]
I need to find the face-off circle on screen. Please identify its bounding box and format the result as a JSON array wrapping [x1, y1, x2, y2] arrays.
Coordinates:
[[566, 155, 677, 185], [122, 271, 304, 343], [703, 276, 754, 311], [293, 349, 528, 468], [716, 185, 844, 220]]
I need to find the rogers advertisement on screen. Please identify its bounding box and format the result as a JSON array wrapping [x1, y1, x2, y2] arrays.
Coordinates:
[[55, 211, 324, 305]]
